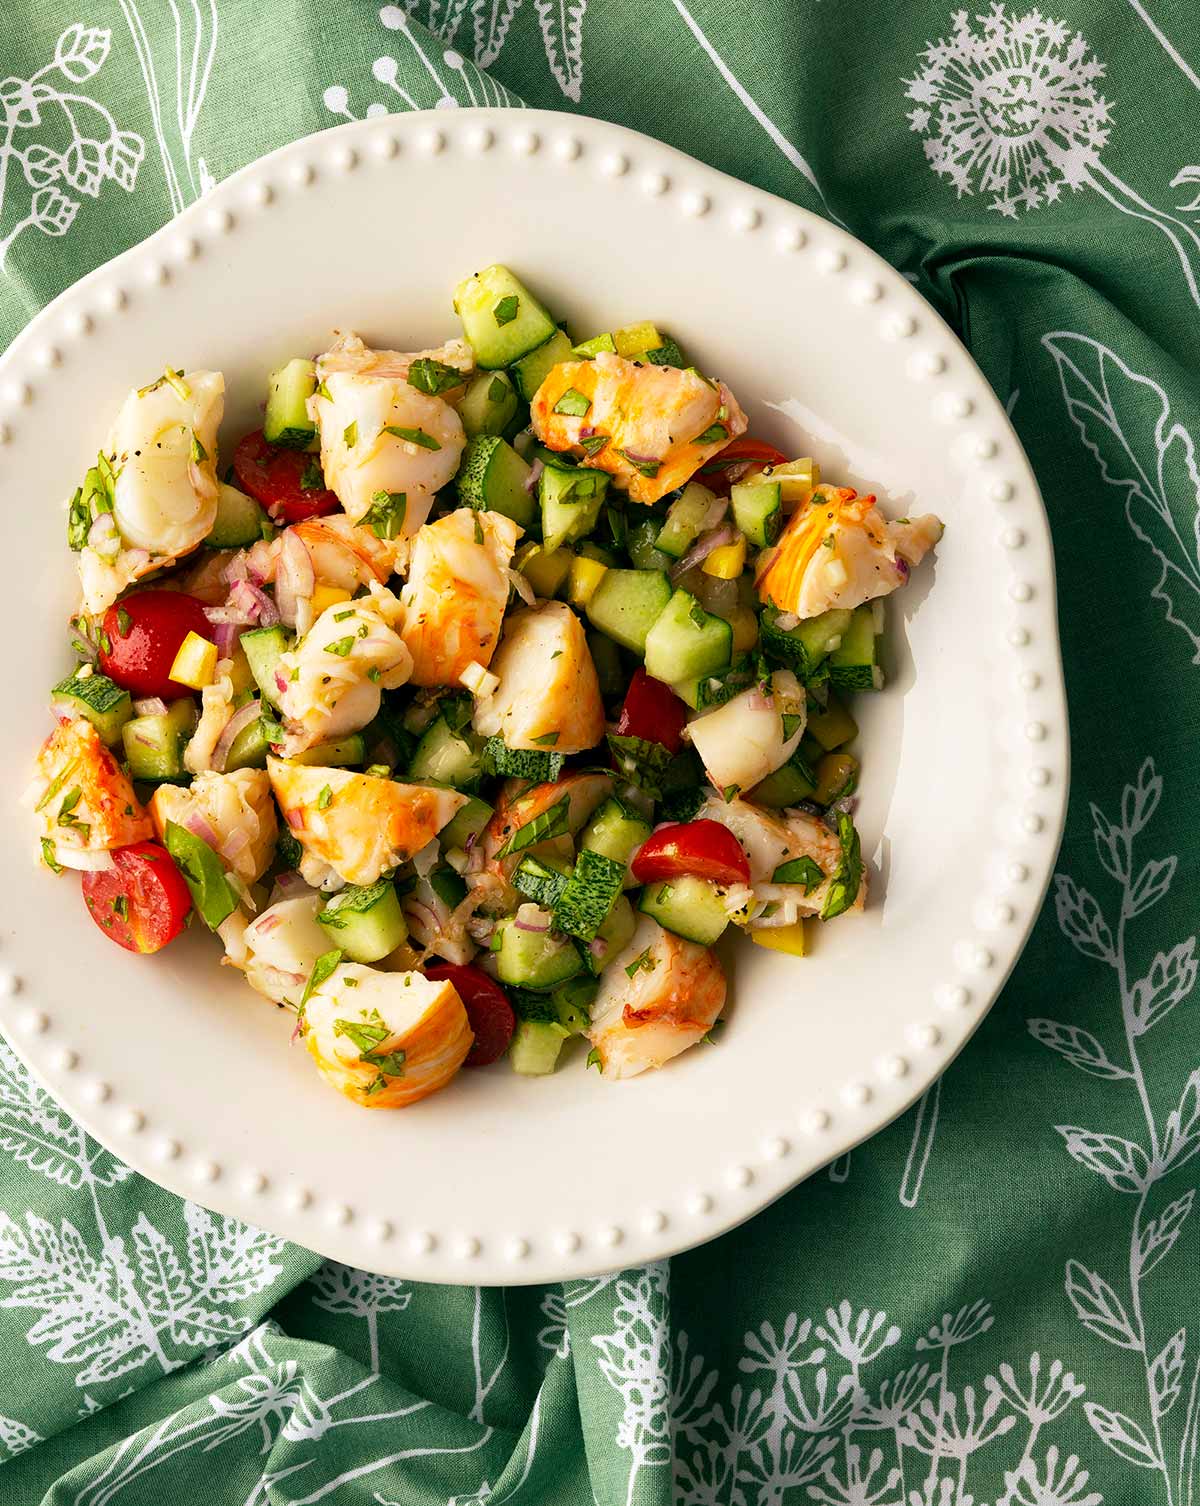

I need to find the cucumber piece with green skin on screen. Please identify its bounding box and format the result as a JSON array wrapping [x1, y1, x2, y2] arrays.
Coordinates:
[[508, 1017, 569, 1075], [264, 357, 318, 448], [208, 483, 271, 548], [539, 462, 609, 553], [576, 539, 618, 567], [51, 672, 131, 747], [455, 434, 536, 529], [458, 370, 519, 438], [587, 630, 626, 698], [643, 589, 732, 685], [317, 879, 407, 963], [585, 895, 637, 975], [627, 517, 673, 572], [122, 700, 197, 783], [513, 854, 570, 909], [749, 754, 817, 808], [585, 569, 673, 655], [408, 717, 482, 790], [241, 626, 292, 711], [511, 328, 573, 402], [673, 659, 754, 711], [639, 875, 730, 945], [492, 908, 583, 990], [481, 736, 564, 784], [760, 606, 852, 681], [731, 480, 783, 547], [514, 542, 573, 598], [572, 331, 617, 358], [806, 692, 858, 752], [552, 848, 625, 941], [284, 734, 367, 768], [454, 265, 558, 369], [224, 711, 271, 771], [643, 333, 686, 367], [580, 797, 651, 874], [656, 481, 718, 558], [828, 604, 883, 692], [438, 794, 493, 854]]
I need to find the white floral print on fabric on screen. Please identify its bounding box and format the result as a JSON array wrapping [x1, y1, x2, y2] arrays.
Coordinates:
[[905, 5, 1200, 309], [1042, 332, 1200, 666], [0, 23, 144, 268], [386, 0, 588, 102], [1035, 758, 1200, 1497]]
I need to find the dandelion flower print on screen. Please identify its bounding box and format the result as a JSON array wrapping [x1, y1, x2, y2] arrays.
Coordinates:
[[905, 4, 1200, 308]]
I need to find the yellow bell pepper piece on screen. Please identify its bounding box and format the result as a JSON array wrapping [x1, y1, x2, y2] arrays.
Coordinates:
[[169, 631, 218, 690], [310, 583, 353, 617], [614, 320, 662, 357], [751, 921, 807, 956], [727, 604, 759, 654], [702, 535, 747, 579], [567, 555, 608, 608], [515, 542, 573, 599]]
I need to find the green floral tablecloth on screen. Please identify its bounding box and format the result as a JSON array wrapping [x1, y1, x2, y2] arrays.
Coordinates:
[[1, 3, 1199, 1503]]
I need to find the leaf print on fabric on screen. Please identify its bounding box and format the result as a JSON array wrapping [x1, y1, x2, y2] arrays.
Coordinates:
[[1026, 1021, 1131, 1081], [0, 23, 145, 268], [1034, 757, 1199, 1497], [0, 1037, 132, 1190], [1042, 331, 1200, 663], [471, 0, 520, 65], [1000, 1445, 1102, 1506], [532, 0, 587, 102], [905, 6, 1200, 307], [591, 1262, 672, 1502], [0, 1410, 42, 1461], [115, 0, 218, 211]]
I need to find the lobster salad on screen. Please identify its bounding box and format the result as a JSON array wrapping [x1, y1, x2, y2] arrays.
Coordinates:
[[28, 264, 942, 1109]]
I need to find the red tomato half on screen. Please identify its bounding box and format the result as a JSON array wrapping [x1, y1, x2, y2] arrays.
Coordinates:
[[423, 963, 515, 1068], [99, 590, 214, 699], [631, 820, 751, 887], [700, 435, 790, 495], [233, 429, 339, 525], [81, 841, 192, 953], [615, 668, 688, 754]]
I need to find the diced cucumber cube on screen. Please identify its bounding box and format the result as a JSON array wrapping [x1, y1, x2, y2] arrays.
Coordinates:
[[656, 481, 717, 558], [241, 626, 292, 710], [511, 328, 573, 402], [208, 483, 270, 549], [455, 434, 536, 529], [731, 480, 783, 547], [264, 357, 317, 449], [643, 589, 732, 685], [828, 604, 883, 692], [509, 1017, 569, 1075], [51, 672, 132, 747], [759, 606, 852, 680], [638, 875, 730, 946], [317, 879, 407, 963], [408, 717, 482, 790], [540, 461, 609, 553], [458, 370, 519, 438], [454, 265, 557, 369], [585, 569, 672, 655], [493, 909, 583, 990]]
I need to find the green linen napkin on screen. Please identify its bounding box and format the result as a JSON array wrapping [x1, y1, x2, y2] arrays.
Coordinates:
[[1, 3, 1198, 1503]]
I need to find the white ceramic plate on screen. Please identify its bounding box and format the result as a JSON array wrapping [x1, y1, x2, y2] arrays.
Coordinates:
[[0, 110, 1067, 1284]]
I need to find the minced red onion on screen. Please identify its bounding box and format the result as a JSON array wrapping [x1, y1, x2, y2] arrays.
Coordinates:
[[184, 811, 220, 847], [211, 700, 261, 773], [284, 807, 305, 831], [774, 610, 799, 632], [513, 915, 550, 934], [251, 910, 282, 935], [212, 622, 239, 659], [133, 696, 168, 717], [745, 689, 773, 712], [220, 826, 250, 862], [275, 531, 314, 625], [833, 795, 859, 816], [588, 937, 606, 958], [672, 522, 737, 580], [271, 871, 308, 899], [523, 459, 543, 494], [244, 538, 276, 586], [620, 446, 659, 466]]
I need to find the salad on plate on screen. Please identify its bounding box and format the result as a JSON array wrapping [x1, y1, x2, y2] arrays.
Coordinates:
[[27, 265, 942, 1109]]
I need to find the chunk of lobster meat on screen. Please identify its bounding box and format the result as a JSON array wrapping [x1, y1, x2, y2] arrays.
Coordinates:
[[686, 671, 805, 793], [310, 333, 466, 534], [756, 486, 944, 620], [243, 893, 329, 1008], [315, 331, 473, 398], [268, 757, 466, 888], [290, 514, 404, 592], [149, 769, 278, 886], [277, 586, 412, 755], [472, 601, 604, 754], [587, 916, 726, 1079], [302, 962, 473, 1108], [473, 771, 613, 913], [28, 718, 152, 870], [399, 508, 521, 687], [530, 351, 747, 504]]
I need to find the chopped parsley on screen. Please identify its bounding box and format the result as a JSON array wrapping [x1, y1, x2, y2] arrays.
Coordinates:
[[333, 1008, 406, 1079], [343, 420, 358, 448], [324, 636, 356, 657], [297, 948, 344, 1022], [362, 489, 407, 539], [66, 488, 89, 551], [493, 294, 519, 325], [722, 784, 741, 803], [406, 357, 463, 395], [553, 387, 591, 418], [695, 422, 728, 445], [315, 379, 332, 401], [781, 713, 803, 740], [383, 425, 441, 451], [112, 894, 129, 920], [316, 784, 333, 810], [531, 732, 559, 747], [367, 667, 381, 683]]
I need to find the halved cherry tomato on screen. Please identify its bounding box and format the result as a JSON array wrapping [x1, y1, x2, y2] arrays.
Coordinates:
[[615, 668, 688, 754], [98, 590, 214, 699], [700, 435, 790, 495], [630, 820, 751, 887], [81, 841, 192, 953], [423, 963, 515, 1068], [233, 429, 339, 525]]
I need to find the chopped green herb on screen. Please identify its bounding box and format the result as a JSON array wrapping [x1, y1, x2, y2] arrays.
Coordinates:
[[473, 514, 484, 546], [549, 649, 563, 660], [116, 607, 133, 638], [553, 387, 591, 418], [97, 629, 111, 656], [586, 1047, 602, 1071], [383, 425, 441, 451], [315, 379, 332, 401], [276, 827, 302, 868], [344, 976, 360, 987], [324, 636, 355, 657], [487, 376, 508, 404], [56, 787, 82, 821], [580, 433, 610, 457], [606, 733, 672, 799], [497, 794, 571, 858], [695, 422, 728, 445], [40, 839, 63, 874], [772, 856, 824, 893], [363, 764, 390, 779], [362, 489, 407, 540], [781, 713, 803, 740], [333, 608, 356, 623], [819, 813, 863, 922], [189, 431, 207, 463], [343, 420, 358, 448], [688, 599, 708, 630], [163, 367, 191, 400], [616, 448, 661, 478], [493, 294, 519, 325], [367, 666, 381, 683], [67, 488, 89, 551], [298, 948, 344, 1019], [300, 458, 324, 491], [531, 732, 560, 747], [163, 820, 237, 931], [722, 784, 740, 803], [316, 784, 333, 810], [406, 357, 463, 396], [625, 948, 655, 979], [35, 758, 79, 814], [112, 894, 129, 920]]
